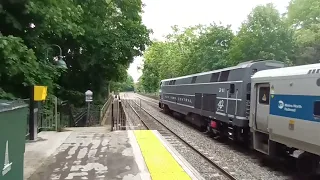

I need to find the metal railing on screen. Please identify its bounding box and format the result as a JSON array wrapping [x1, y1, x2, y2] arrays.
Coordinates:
[[99, 94, 113, 123], [25, 96, 64, 139], [121, 94, 144, 130], [138, 92, 159, 100], [24, 93, 114, 139], [111, 95, 126, 131]]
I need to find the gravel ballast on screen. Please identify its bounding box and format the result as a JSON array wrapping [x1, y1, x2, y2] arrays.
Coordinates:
[[128, 94, 231, 180], [137, 94, 292, 180]]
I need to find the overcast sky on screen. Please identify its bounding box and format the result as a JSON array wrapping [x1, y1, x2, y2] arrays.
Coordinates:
[[128, 0, 291, 82]]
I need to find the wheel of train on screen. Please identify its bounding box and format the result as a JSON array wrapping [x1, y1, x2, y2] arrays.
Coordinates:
[[296, 152, 319, 176]]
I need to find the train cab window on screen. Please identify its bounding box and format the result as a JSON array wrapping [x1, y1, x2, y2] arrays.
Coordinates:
[[252, 69, 258, 75], [259, 87, 270, 105], [210, 73, 219, 82], [191, 76, 197, 83], [230, 84, 235, 94], [160, 82, 162, 86], [314, 101, 320, 117], [219, 70, 230, 82], [247, 83, 251, 92]]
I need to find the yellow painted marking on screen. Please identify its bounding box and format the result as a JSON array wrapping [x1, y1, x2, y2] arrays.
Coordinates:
[[134, 130, 191, 180]]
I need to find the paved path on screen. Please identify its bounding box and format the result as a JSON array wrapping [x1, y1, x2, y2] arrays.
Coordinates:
[[24, 131, 72, 179], [26, 127, 146, 180]]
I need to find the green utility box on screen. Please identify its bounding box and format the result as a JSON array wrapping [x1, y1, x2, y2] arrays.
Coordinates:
[[0, 100, 28, 180]]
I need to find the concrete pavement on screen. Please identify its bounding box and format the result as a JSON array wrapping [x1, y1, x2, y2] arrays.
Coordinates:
[[25, 127, 150, 180], [24, 130, 72, 180]]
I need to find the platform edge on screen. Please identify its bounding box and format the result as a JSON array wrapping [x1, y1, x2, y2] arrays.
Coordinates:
[[127, 130, 151, 180], [152, 130, 205, 180]]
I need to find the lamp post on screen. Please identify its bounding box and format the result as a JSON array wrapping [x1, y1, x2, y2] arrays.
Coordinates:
[[46, 44, 68, 69], [45, 44, 67, 132], [85, 90, 93, 124]]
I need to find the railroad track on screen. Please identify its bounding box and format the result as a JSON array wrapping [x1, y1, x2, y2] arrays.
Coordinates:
[[121, 94, 146, 130], [135, 93, 158, 105], [126, 93, 237, 180]]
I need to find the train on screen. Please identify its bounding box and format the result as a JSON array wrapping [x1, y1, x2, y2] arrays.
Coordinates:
[[158, 59, 320, 175]]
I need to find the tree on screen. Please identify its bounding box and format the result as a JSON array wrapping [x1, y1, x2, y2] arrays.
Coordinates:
[[183, 23, 234, 74], [228, 3, 295, 65], [139, 24, 235, 92], [287, 0, 320, 29], [110, 74, 135, 92], [0, 0, 150, 104], [287, 0, 320, 65]]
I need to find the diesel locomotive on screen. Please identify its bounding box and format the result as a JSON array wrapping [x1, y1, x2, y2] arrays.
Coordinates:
[[158, 59, 320, 175]]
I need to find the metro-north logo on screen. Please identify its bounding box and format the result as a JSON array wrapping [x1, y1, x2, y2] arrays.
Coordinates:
[[278, 100, 284, 109]]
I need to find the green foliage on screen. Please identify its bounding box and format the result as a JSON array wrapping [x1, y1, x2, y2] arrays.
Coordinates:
[[228, 3, 295, 65], [183, 24, 234, 74], [287, 0, 320, 65], [287, 0, 320, 28], [0, 0, 150, 104], [139, 24, 234, 92], [110, 73, 135, 93], [139, 2, 319, 92]]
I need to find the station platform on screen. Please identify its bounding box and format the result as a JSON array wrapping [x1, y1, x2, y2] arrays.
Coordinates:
[[25, 127, 204, 180]]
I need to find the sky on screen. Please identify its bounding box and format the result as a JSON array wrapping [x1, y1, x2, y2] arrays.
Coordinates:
[[127, 0, 291, 82]]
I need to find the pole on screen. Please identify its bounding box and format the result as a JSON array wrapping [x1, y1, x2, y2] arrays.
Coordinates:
[[87, 102, 90, 124], [140, 98, 141, 112], [29, 86, 35, 140], [111, 102, 114, 131], [55, 96, 58, 131]]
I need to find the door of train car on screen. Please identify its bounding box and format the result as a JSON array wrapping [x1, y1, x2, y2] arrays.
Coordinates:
[[254, 83, 270, 132]]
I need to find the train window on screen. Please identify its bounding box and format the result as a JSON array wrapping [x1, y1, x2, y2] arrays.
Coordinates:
[[219, 70, 230, 82], [160, 82, 162, 86], [230, 84, 235, 94], [314, 101, 320, 117], [252, 69, 258, 75], [247, 83, 251, 92], [210, 73, 219, 82], [191, 76, 197, 83], [259, 87, 270, 105]]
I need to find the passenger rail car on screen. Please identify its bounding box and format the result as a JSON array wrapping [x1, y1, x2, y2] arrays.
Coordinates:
[[250, 63, 320, 174], [159, 60, 284, 141], [159, 60, 320, 175]]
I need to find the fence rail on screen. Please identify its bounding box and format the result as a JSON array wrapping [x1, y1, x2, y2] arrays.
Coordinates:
[[99, 94, 113, 123], [111, 95, 126, 131], [138, 92, 159, 100], [22, 93, 114, 140]]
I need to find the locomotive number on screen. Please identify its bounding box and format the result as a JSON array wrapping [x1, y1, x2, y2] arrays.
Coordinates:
[[219, 88, 225, 93], [217, 100, 224, 111]]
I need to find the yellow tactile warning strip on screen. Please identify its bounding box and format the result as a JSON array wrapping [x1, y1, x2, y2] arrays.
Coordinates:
[[134, 130, 191, 180]]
